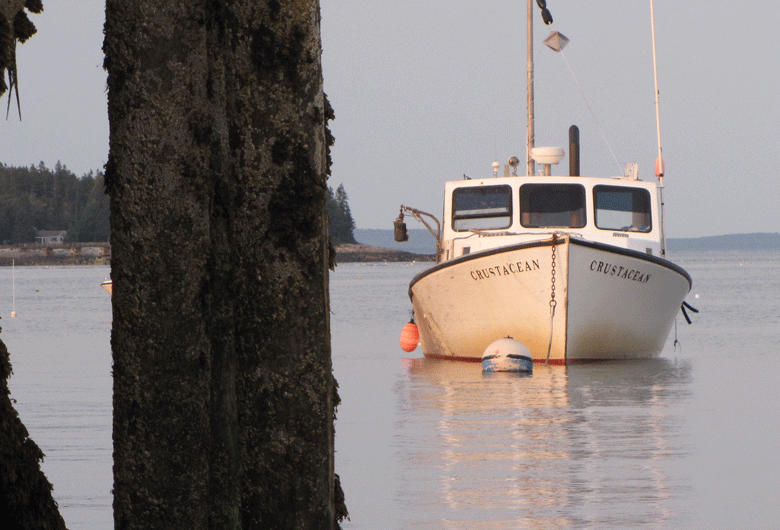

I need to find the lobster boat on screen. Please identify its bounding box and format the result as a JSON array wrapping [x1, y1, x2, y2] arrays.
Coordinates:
[[395, 1, 694, 364]]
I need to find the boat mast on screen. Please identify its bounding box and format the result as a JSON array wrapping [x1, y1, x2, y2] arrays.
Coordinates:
[[650, 0, 667, 257], [527, 1, 553, 176], [526, 0, 535, 177]]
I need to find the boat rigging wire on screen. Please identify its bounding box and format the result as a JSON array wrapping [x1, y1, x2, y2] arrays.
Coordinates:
[[555, 50, 622, 174]]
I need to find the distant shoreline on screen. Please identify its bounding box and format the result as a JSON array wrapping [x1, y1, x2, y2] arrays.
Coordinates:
[[334, 243, 434, 263], [0, 253, 110, 267], [0, 231, 776, 267], [666, 232, 780, 252], [355, 229, 780, 255], [0, 244, 430, 267]]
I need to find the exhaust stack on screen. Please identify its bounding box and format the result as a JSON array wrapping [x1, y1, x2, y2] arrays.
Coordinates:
[[569, 125, 579, 176]]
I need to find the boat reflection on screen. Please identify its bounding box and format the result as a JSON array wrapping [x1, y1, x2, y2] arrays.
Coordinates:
[[395, 358, 692, 528]]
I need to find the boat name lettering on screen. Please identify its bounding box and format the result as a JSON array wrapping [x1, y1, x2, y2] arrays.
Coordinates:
[[470, 260, 540, 281], [590, 260, 651, 283]]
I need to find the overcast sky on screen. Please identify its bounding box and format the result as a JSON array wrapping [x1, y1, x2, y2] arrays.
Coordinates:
[[1, 1, 777, 238]]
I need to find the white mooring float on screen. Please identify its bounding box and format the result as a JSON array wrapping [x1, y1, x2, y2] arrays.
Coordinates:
[[481, 337, 533, 374]]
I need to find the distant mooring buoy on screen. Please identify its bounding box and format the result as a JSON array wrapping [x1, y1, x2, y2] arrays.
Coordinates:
[[481, 337, 533, 374], [11, 258, 16, 317]]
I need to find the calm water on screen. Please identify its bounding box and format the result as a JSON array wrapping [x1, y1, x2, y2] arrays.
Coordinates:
[[3, 251, 780, 529]]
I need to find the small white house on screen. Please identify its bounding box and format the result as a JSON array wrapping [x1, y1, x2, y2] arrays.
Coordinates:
[[35, 230, 67, 245]]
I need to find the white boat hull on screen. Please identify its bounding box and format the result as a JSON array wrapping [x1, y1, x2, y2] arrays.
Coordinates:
[[409, 237, 690, 365]]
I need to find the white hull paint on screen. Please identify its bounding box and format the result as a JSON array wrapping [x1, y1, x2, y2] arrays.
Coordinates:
[[410, 236, 690, 364]]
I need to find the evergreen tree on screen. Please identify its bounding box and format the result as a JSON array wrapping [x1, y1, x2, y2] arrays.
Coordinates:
[[327, 183, 356, 244]]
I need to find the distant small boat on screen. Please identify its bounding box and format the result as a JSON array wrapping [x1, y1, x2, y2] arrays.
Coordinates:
[[101, 279, 112, 296]]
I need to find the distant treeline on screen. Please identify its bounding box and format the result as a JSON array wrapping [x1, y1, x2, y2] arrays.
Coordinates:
[[0, 162, 109, 244], [667, 232, 780, 252], [0, 162, 357, 246], [355, 228, 436, 255]]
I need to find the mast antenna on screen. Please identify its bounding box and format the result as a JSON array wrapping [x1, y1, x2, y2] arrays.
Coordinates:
[[526, 0, 535, 177], [650, 0, 668, 257]]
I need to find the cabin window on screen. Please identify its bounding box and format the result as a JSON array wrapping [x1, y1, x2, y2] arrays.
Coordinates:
[[594, 185, 652, 232], [452, 185, 512, 231], [519, 184, 586, 228]]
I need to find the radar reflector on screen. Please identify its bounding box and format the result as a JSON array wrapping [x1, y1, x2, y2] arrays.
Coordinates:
[[543, 31, 569, 52]]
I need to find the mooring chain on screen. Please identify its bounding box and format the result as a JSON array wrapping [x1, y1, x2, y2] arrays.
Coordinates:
[[545, 234, 558, 365], [549, 236, 557, 311]]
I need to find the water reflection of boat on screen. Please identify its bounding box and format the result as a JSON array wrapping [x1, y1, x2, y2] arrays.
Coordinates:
[[101, 279, 112, 296], [395, 2, 693, 364], [396, 358, 692, 526]]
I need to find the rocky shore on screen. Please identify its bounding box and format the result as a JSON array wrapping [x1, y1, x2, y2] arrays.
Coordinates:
[[0, 247, 110, 267], [334, 244, 434, 263], [0, 244, 432, 267]]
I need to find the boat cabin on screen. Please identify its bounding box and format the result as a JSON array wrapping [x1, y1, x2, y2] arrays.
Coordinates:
[[439, 173, 662, 262]]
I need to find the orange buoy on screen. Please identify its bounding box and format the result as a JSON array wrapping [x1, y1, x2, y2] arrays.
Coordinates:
[[400, 321, 419, 352]]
